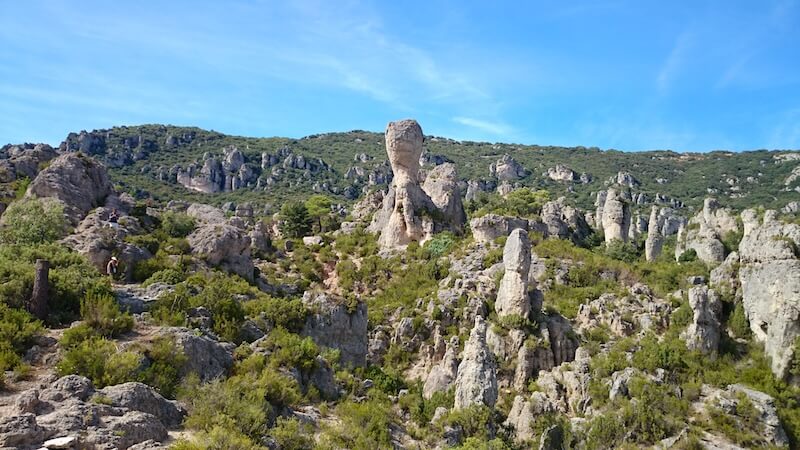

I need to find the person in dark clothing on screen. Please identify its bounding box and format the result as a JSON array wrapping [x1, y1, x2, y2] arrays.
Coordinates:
[[108, 209, 119, 223]]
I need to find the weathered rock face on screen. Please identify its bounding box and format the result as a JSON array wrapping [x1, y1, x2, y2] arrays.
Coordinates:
[[645, 206, 664, 261], [0, 143, 57, 183], [422, 162, 467, 232], [369, 120, 457, 249], [701, 384, 789, 447], [61, 208, 150, 280], [301, 292, 368, 367], [681, 285, 722, 355], [490, 154, 527, 181], [601, 189, 631, 244], [611, 171, 640, 188], [187, 222, 254, 281], [676, 198, 738, 264], [738, 209, 800, 380], [2, 376, 180, 449], [470, 214, 529, 244], [25, 153, 113, 225], [423, 336, 460, 399], [454, 316, 498, 409], [98, 382, 186, 428], [158, 327, 235, 382], [495, 229, 532, 319], [186, 203, 227, 224], [539, 197, 591, 243]]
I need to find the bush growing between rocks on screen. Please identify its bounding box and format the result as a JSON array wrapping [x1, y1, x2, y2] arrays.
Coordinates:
[[80, 290, 133, 337], [0, 197, 68, 245], [160, 211, 196, 238], [317, 395, 396, 449]]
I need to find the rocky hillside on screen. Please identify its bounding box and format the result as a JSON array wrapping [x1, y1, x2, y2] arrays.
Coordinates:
[[0, 119, 799, 449], [3, 123, 799, 213]]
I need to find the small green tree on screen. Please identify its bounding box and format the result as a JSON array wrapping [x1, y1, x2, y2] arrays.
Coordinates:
[[0, 198, 68, 244], [304, 194, 332, 232], [279, 201, 312, 238]]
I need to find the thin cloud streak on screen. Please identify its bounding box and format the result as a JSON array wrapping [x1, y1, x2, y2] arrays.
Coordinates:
[[453, 117, 513, 136]]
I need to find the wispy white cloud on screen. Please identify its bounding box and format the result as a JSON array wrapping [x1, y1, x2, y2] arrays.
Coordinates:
[[656, 31, 694, 94], [453, 116, 513, 136]]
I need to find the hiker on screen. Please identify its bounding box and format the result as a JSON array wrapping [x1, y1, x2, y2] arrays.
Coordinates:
[[107, 208, 120, 229], [106, 256, 118, 278]]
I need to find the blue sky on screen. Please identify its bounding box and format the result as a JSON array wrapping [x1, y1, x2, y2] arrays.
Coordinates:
[[1, 1, 799, 151]]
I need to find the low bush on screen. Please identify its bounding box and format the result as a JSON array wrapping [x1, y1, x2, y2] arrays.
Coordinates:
[[160, 212, 196, 238], [80, 291, 133, 337]]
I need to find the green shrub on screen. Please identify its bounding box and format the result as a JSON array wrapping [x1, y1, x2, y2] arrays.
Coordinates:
[[441, 404, 494, 441], [258, 327, 318, 373], [0, 198, 68, 245], [605, 239, 639, 263], [161, 212, 196, 238], [728, 302, 751, 339], [678, 248, 698, 262], [270, 417, 314, 450], [318, 395, 395, 449], [80, 290, 133, 337], [0, 303, 42, 354], [279, 201, 312, 238], [425, 232, 458, 258], [57, 338, 140, 388], [363, 365, 407, 395], [60, 323, 98, 349], [139, 336, 187, 398], [144, 268, 186, 286], [244, 295, 307, 332]]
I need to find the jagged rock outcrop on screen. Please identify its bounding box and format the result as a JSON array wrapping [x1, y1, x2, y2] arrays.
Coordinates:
[[601, 189, 631, 244], [98, 383, 186, 428], [681, 285, 722, 355], [61, 208, 151, 280], [464, 179, 496, 202], [470, 214, 529, 243], [495, 229, 532, 319], [490, 154, 527, 180], [369, 120, 463, 249], [545, 164, 590, 184], [1, 376, 179, 449], [539, 197, 591, 243], [0, 143, 57, 183], [454, 316, 498, 409], [611, 171, 640, 188], [675, 198, 738, 264], [701, 384, 789, 447], [423, 336, 460, 399], [422, 162, 467, 232], [157, 328, 235, 382], [187, 222, 254, 281], [301, 292, 368, 368], [738, 209, 800, 380], [25, 153, 113, 225], [645, 206, 664, 261]]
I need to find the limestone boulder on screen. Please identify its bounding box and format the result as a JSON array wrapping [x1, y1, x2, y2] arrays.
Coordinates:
[[454, 316, 498, 409], [301, 292, 368, 368], [495, 229, 532, 319], [188, 222, 254, 281], [26, 152, 113, 225]]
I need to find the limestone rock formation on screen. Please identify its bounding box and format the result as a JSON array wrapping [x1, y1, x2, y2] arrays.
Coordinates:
[[490, 154, 528, 180], [369, 120, 464, 249], [539, 197, 591, 243], [681, 285, 722, 355], [454, 316, 498, 409], [98, 382, 186, 428], [423, 336, 460, 399], [187, 222, 254, 281], [25, 153, 113, 225], [495, 229, 532, 319], [301, 292, 368, 367], [470, 214, 529, 244], [158, 328, 235, 382], [0, 143, 57, 183], [422, 162, 467, 232], [545, 164, 590, 184], [601, 189, 631, 244], [645, 206, 664, 261], [675, 198, 738, 264], [701, 384, 789, 447], [738, 209, 800, 380]]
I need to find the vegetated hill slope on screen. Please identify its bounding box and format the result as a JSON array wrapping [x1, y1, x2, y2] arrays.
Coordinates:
[[19, 124, 798, 211]]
